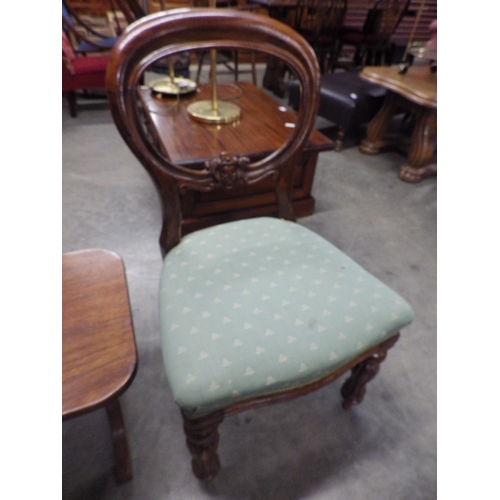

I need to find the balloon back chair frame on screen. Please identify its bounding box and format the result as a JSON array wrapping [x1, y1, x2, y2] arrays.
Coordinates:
[[106, 8, 412, 483]]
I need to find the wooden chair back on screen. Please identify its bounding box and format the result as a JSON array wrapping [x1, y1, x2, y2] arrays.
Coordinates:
[[114, 0, 147, 23], [106, 8, 320, 254], [295, 0, 347, 43], [62, 0, 117, 52], [294, 0, 347, 71], [361, 0, 410, 45]]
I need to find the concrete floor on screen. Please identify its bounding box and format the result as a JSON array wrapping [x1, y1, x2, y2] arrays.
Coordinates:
[[62, 68, 436, 499]]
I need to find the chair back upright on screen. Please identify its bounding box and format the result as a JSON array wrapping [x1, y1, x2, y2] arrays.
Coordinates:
[[114, 0, 147, 23], [106, 8, 321, 255], [362, 0, 410, 46], [294, 0, 347, 72], [62, 0, 118, 52]]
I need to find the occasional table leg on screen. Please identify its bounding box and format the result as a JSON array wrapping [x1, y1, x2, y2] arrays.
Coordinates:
[[106, 397, 133, 483], [360, 92, 399, 155], [398, 107, 437, 182]]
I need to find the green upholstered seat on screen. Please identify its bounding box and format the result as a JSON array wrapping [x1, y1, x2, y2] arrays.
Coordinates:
[[159, 217, 414, 418]]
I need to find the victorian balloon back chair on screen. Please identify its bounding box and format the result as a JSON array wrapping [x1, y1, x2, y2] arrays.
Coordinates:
[[106, 8, 414, 482]]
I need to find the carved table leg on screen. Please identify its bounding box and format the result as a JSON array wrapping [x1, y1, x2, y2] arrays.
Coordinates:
[[398, 107, 437, 183], [106, 397, 133, 483], [341, 334, 400, 410], [360, 92, 399, 155], [182, 410, 225, 482]]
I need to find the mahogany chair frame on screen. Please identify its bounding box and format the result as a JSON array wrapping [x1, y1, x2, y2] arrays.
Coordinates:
[[106, 8, 401, 482]]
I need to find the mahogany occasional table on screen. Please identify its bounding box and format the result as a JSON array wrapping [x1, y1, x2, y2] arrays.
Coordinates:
[[359, 64, 437, 182], [62, 249, 138, 483], [139, 82, 334, 235]]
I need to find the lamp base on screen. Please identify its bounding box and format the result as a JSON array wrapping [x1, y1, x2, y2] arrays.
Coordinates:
[[187, 100, 241, 124]]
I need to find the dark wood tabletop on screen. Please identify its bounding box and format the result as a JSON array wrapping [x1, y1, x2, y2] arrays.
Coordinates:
[[360, 65, 437, 109], [139, 82, 334, 166], [62, 249, 137, 419]]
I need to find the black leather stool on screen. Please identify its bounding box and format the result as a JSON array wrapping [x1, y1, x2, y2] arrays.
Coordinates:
[[288, 71, 386, 150]]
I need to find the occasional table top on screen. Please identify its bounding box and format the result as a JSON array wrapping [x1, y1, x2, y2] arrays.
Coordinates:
[[62, 249, 137, 419], [138, 82, 334, 166], [360, 65, 437, 109]]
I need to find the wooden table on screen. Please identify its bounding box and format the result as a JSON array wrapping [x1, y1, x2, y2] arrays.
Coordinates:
[[359, 64, 437, 182], [62, 249, 138, 483], [139, 82, 334, 234]]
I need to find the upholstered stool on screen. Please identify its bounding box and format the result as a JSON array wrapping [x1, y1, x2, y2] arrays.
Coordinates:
[[288, 71, 386, 150]]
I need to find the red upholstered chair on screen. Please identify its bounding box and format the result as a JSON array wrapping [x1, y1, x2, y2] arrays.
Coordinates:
[[62, 31, 109, 117]]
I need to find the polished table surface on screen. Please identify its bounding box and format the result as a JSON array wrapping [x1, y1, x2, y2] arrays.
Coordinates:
[[138, 82, 334, 233], [359, 64, 437, 182], [139, 82, 333, 164], [62, 249, 137, 481], [359, 64, 437, 109], [62, 249, 137, 419]]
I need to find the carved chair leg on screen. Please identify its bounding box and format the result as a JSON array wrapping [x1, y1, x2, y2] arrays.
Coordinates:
[[182, 410, 225, 482], [341, 333, 400, 410], [106, 397, 133, 483]]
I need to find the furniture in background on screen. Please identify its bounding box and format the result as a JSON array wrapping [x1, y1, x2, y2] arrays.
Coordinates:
[[62, 249, 138, 482], [359, 64, 436, 182], [288, 70, 386, 150], [113, 0, 147, 22], [193, 0, 259, 85], [62, 30, 109, 117], [106, 8, 414, 482], [137, 81, 334, 235], [63, 0, 118, 53], [293, 0, 347, 73], [248, 0, 299, 97], [332, 0, 410, 70]]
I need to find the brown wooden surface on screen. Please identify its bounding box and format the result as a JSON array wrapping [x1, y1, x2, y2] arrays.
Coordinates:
[[140, 82, 333, 163], [138, 82, 334, 233], [360, 64, 436, 108], [62, 249, 138, 419]]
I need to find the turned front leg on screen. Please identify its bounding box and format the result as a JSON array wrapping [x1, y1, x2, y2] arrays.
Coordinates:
[[341, 334, 400, 410], [182, 410, 225, 482]]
